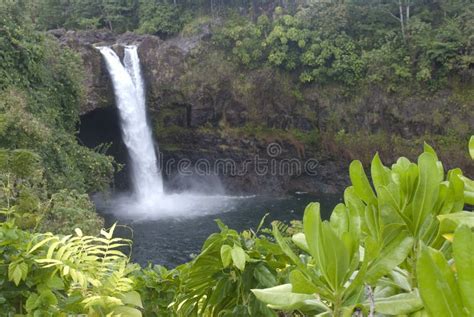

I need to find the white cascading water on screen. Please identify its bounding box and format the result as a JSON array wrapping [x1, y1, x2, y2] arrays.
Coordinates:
[[99, 45, 163, 204], [95, 44, 249, 220]]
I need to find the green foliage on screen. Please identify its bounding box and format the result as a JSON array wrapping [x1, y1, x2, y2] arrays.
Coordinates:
[[137, 1, 189, 37], [469, 136, 474, 159], [0, 7, 115, 234], [212, 1, 472, 89], [213, 15, 271, 67], [1, 3, 473, 313], [172, 219, 285, 316], [133, 265, 180, 316], [254, 139, 474, 315], [214, 10, 364, 86], [34, 0, 138, 33], [6, 0, 472, 89], [37, 189, 104, 235], [0, 16, 115, 193], [417, 225, 474, 316], [0, 149, 47, 229], [0, 221, 142, 316]]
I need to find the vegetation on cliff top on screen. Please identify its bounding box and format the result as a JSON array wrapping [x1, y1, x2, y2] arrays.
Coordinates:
[[14, 0, 474, 91]]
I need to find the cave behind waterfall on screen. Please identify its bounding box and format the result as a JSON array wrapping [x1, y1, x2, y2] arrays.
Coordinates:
[[78, 107, 130, 191]]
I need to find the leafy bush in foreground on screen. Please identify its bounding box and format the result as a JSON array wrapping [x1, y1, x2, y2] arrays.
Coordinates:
[[0, 218, 141, 316], [417, 225, 474, 316], [171, 219, 286, 316], [253, 137, 474, 316], [0, 137, 473, 316]]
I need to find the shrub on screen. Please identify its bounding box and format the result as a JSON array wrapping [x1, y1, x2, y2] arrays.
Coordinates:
[[137, 3, 188, 37], [37, 189, 103, 235], [254, 138, 474, 315], [0, 222, 142, 316]]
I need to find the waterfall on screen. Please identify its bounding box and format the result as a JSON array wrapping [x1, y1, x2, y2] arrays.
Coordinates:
[[99, 45, 163, 203]]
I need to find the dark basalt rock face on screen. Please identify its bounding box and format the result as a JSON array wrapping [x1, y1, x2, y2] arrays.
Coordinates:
[[56, 29, 472, 195]]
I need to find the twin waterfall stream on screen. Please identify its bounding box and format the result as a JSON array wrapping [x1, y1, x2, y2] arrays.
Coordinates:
[[97, 44, 248, 220], [99, 46, 163, 204]]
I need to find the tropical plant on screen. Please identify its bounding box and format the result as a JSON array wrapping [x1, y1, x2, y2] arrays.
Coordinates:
[[36, 189, 104, 235], [417, 225, 474, 316], [172, 218, 289, 316], [254, 202, 418, 316], [1, 220, 143, 316], [254, 137, 474, 316], [133, 264, 180, 317]]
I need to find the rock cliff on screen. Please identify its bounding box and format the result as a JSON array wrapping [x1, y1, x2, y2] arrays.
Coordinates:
[[50, 29, 473, 194]]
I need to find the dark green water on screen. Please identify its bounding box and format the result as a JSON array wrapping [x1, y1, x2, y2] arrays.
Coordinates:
[[101, 193, 341, 268]]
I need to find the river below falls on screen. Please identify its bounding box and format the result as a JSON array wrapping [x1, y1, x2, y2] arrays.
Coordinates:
[[98, 193, 341, 268]]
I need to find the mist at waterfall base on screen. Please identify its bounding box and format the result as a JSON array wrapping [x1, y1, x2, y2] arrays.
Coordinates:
[[102, 193, 340, 267], [97, 45, 340, 267]]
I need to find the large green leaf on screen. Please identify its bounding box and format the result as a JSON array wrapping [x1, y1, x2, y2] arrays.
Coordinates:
[[220, 245, 232, 268], [391, 157, 419, 209], [8, 261, 28, 286], [120, 291, 143, 308], [303, 202, 322, 261], [411, 152, 441, 236], [343, 187, 364, 238], [389, 268, 411, 292], [320, 223, 351, 291], [417, 245, 464, 317], [252, 284, 329, 313], [452, 225, 474, 314], [112, 306, 142, 317], [378, 185, 410, 225], [374, 291, 423, 315], [443, 169, 465, 213], [349, 160, 377, 205], [458, 174, 474, 205], [291, 233, 309, 253], [304, 203, 352, 292], [371, 153, 390, 194], [365, 231, 413, 285], [465, 190, 474, 205], [364, 205, 382, 242], [330, 203, 349, 236], [423, 142, 444, 179], [231, 245, 246, 271], [289, 270, 318, 294], [344, 186, 366, 218], [460, 174, 474, 192], [253, 264, 277, 288], [438, 212, 474, 234]]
